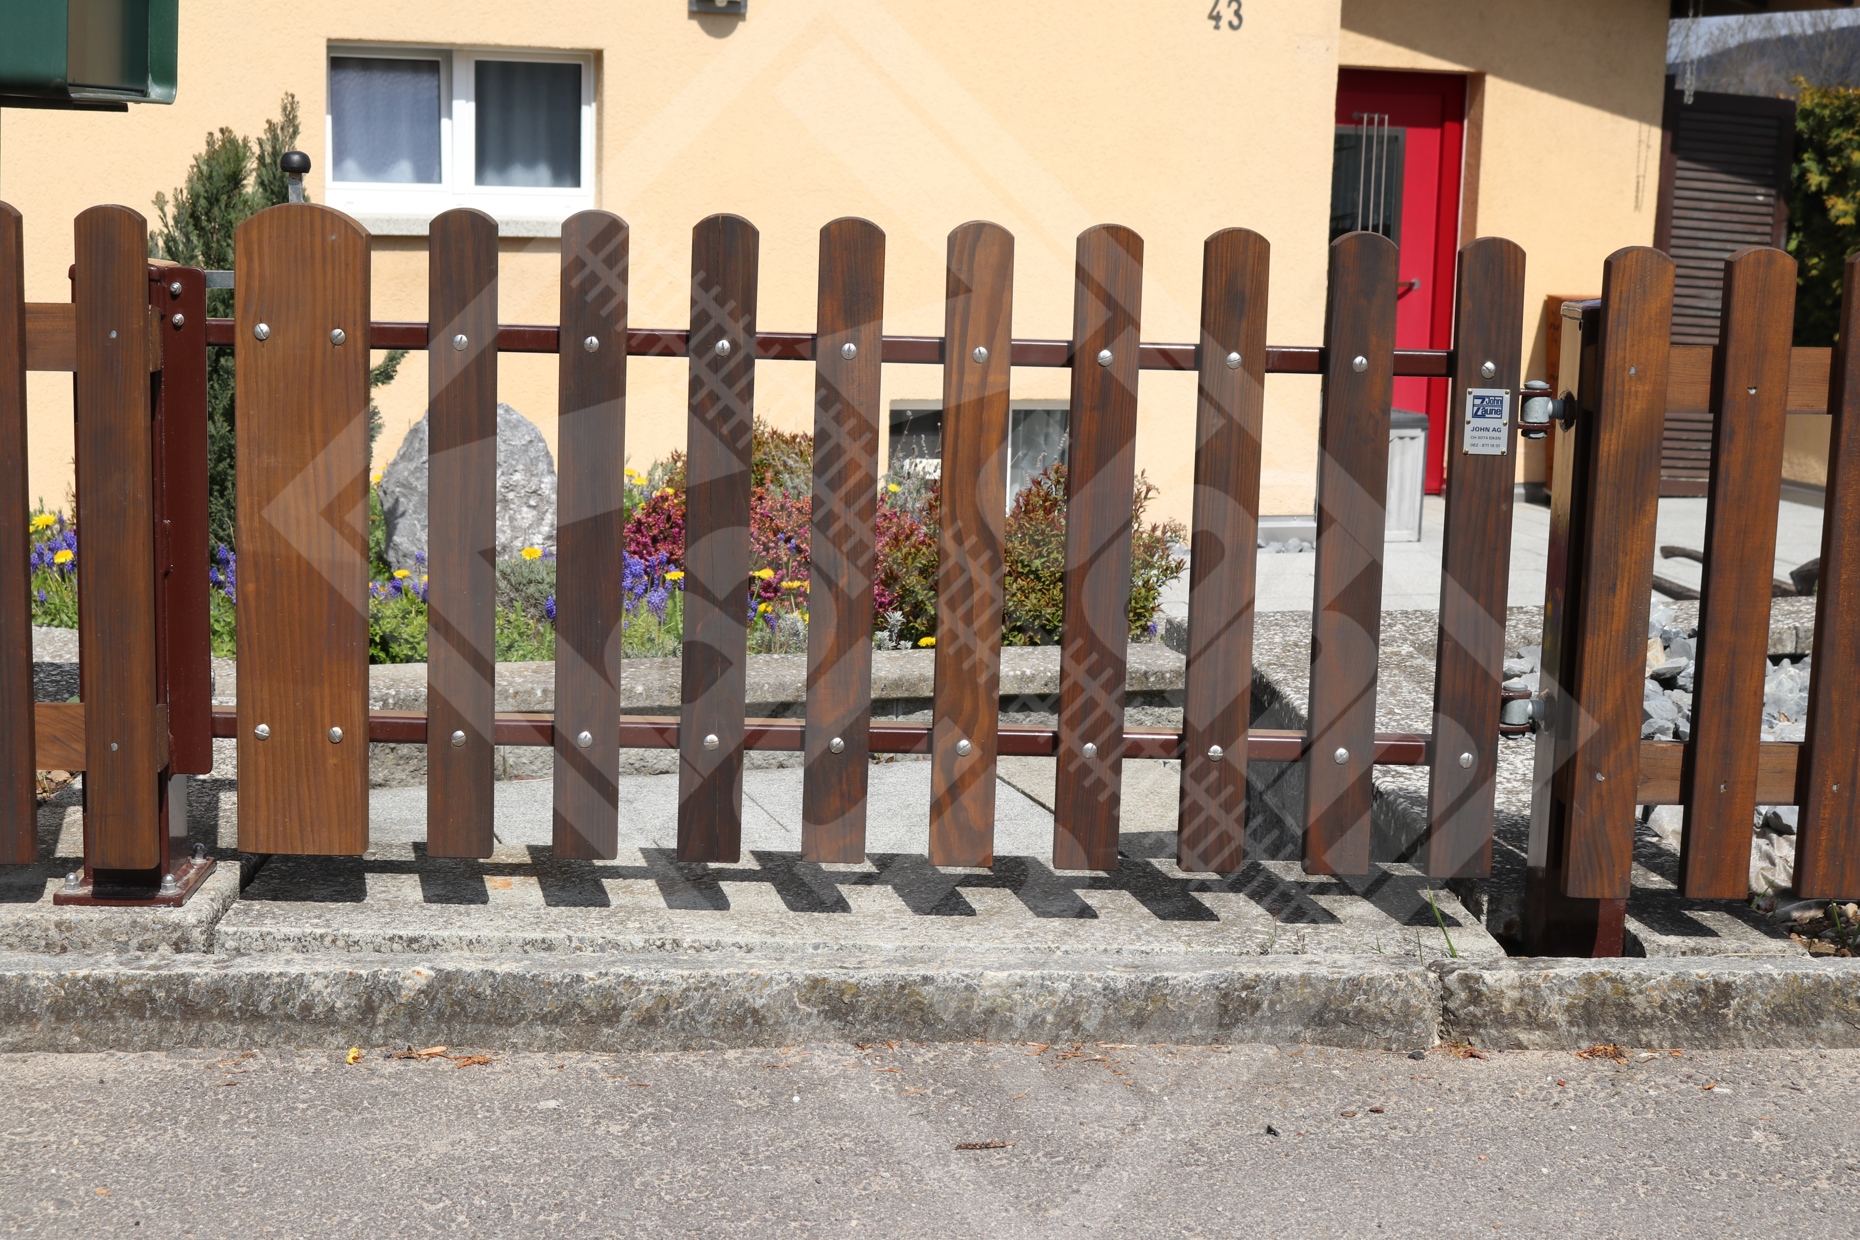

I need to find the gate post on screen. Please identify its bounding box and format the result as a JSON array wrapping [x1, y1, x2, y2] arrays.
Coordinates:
[[1523, 248, 1672, 955]]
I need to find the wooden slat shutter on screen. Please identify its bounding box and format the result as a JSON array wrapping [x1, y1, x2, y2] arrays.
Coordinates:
[[1653, 80, 1794, 497]]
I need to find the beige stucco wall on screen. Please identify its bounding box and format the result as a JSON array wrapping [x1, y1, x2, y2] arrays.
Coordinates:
[[3, 0, 1671, 525]]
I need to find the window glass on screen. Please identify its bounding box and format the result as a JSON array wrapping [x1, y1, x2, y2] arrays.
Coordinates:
[[475, 60, 581, 188], [330, 56, 442, 184]]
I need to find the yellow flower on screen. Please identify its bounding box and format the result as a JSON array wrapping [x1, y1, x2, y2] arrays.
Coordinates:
[[752, 567, 776, 580], [917, 635, 935, 647], [345, 1047, 363, 1065], [665, 570, 685, 581], [757, 602, 773, 614], [657, 487, 674, 497], [624, 468, 642, 480], [393, 569, 411, 580], [29, 513, 55, 531], [780, 580, 804, 591], [370, 470, 384, 485], [52, 549, 73, 565], [520, 546, 543, 561], [887, 483, 901, 493]]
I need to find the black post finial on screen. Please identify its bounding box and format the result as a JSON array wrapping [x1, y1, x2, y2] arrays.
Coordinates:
[[281, 151, 311, 203]]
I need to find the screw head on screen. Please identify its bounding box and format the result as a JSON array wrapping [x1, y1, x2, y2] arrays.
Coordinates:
[[583, 335, 600, 353], [168, 280, 183, 297], [253, 323, 271, 341], [1594, 772, 1606, 782], [63, 871, 81, 891], [1459, 752, 1474, 769], [1208, 744, 1224, 761], [451, 729, 466, 748], [1082, 741, 1098, 759], [577, 730, 593, 748], [254, 723, 271, 740], [1351, 355, 1367, 373], [159, 873, 180, 896], [714, 339, 732, 357], [955, 738, 973, 757], [329, 327, 346, 346], [110, 742, 118, 752], [1096, 348, 1113, 367], [1225, 351, 1242, 370], [170, 312, 186, 329], [704, 733, 720, 751], [1480, 361, 1497, 379], [1333, 747, 1349, 765], [192, 842, 208, 862], [829, 736, 845, 754], [452, 333, 469, 351], [840, 342, 857, 360], [972, 346, 989, 365], [328, 727, 344, 744]]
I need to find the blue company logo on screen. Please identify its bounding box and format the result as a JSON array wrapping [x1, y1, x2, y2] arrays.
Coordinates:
[[1467, 391, 1508, 423]]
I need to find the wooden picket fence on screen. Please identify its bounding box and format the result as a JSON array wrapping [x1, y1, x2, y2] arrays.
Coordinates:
[[1, 197, 1855, 955]]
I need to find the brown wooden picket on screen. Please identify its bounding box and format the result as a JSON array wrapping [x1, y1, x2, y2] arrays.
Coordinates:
[[801, 217, 886, 864], [1052, 225, 1145, 873], [1176, 228, 1269, 875], [928, 221, 1014, 869], [552, 210, 630, 862], [0, 204, 33, 866], [1303, 230, 1398, 876], [677, 214, 759, 864], [1796, 256, 1860, 900], [1425, 237, 1525, 879], [1679, 246, 1796, 898], [233, 203, 371, 856]]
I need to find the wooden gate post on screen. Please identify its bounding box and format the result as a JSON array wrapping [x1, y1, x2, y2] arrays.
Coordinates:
[[1523, 247, 1672, 956], [0, 204, 33, 866]]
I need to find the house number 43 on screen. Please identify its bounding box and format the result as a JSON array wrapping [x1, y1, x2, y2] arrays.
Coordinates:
[[1208, 0, 1242, 30]]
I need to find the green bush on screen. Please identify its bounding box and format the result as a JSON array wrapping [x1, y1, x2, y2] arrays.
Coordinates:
[[1788, 83, 1860, 347]]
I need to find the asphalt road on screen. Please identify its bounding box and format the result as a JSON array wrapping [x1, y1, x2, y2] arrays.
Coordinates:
[[1, 1040, 1855, 1238]]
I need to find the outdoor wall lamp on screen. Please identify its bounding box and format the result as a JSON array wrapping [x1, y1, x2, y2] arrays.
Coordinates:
[[690, 0, 747, 14]]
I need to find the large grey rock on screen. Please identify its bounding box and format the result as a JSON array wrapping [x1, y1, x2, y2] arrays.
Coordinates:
[[378, 403, 558, 572]]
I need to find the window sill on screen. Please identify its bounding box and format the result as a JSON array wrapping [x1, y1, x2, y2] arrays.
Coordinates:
[[353, 213, 565, 239]]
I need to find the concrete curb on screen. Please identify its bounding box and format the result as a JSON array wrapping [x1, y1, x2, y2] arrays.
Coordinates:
[[2, 951, 1857, 1053]]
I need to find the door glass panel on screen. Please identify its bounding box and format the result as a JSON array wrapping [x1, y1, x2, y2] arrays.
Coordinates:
[[1330, 117, 1406, 243]]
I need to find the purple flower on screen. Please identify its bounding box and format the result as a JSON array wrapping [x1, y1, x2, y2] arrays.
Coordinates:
[[544, 595, 556, 622], [645, 585, 668, 620], [35, 589, 45, 603]]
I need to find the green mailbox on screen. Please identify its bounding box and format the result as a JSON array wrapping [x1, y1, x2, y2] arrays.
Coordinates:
[[0, 0, 177, 110]]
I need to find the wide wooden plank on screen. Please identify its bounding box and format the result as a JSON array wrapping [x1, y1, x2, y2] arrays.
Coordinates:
[[1302, 230, 1397, 877], [234, 203, 371, 855], [0, 204, 32, 864], [1679, 247, 1796, 898], [1177, 228, 1269, 874], [425, 209, 500, 859], [1640, 739, 1798, 805], [677, 215, 759, 863], [23, 302, 75, 371], [1052, 225, 1145, 872], [32, 703, 85, 773], [551, 210, 629, 861], [1426, 237, 1526, 879], [1559, 248, 1672, 900], [801, 218, 886, 863], [150, 262, 213, 776], [75, 206, 162, 871], [928, 222, 1014, 868], [1667, 344, 1829, 414], [1798, 255, 1860, 899]]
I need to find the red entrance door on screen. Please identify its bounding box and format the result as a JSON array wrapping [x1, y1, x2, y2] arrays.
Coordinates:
[[1334, 70, 1465, 494]]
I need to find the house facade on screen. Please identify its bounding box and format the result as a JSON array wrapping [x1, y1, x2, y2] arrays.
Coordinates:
[[1, 0, 1679, 524]]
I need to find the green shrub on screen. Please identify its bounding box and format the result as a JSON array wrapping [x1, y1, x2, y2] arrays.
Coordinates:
[[1789, 82, 1860, 347]]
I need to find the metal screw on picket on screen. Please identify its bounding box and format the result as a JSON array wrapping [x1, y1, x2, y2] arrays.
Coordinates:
[[253, 323, 270, 341], [956, 738, 973, 757], [577, 730, 593, 748], [329, 328, 346, 345], [451, 730, 466, 748], [1480, 360, 1497, 380], [110, 742, 118, 751], [829, 737, 845, 754], [1351, 355, 1367, 373], [254, 723, 271, 740], [170, 313, 185, 329], [972, 346, 988, 364], [1082, 742, 1098, 759], [714, 339, 732, 357], [840, 342, 857, 360], [159, 873, 179, 896], [1208, 744, 1224, 761], [583, 335, 600, 353], [1096, 349, 1113, 367], [1225, 351, 1242, 370], [168, 280, 183, 298], [328, 727, 344, 744], [453, 333, 468, 351], [1459, 752, 1474, 769], [704, 733, 720, 751], [1333, 747, 1349, 765], [1595, 772, 1606, 782]]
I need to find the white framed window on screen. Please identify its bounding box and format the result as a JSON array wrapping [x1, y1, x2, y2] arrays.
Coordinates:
[[325, 45, 595, 236]]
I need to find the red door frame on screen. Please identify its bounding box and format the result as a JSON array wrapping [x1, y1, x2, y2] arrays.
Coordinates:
[[1335, 70, 1465, 494]]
